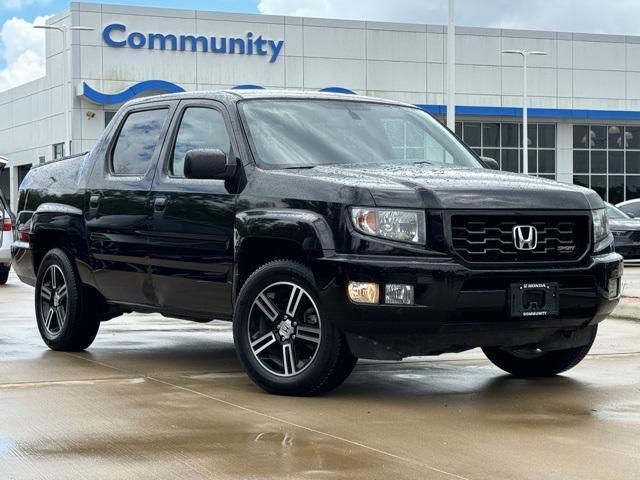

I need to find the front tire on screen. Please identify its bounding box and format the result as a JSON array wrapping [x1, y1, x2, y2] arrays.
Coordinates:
[[35, 248, 101, 351], [0, 267, 8, 285], [482, 325, 598, 377], [234, 260, 357, 396]]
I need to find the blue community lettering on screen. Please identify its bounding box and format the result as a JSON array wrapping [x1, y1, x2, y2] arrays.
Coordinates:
[[103, 24, 285, 63]]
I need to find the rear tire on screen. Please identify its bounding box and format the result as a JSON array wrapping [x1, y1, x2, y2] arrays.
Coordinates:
[[35, 248, 101, 351], [482, 325, 598, 377], [234, 260, 357, 396], [0, 268, 8, 285]]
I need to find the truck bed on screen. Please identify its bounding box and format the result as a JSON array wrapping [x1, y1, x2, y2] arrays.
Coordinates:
[[18, 153, 91, 214]]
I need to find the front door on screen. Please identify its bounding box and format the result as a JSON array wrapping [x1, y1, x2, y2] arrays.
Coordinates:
[[86, 103, 176, 305], [147, 100, 238, 319]]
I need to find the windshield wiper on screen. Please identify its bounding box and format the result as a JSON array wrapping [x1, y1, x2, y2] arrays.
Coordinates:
[[282, 165, 316, 170], [412, 161, 433, 166]]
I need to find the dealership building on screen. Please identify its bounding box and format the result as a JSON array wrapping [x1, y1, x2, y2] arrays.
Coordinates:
[[3, 1, 640, 207]]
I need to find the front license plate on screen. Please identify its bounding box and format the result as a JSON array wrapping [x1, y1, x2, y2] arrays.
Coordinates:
[[509, 282, 559, 318]]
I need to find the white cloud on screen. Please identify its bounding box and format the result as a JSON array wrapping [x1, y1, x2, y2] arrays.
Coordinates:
[[258, 0, 640, 36], [0, 15, 49, 92]]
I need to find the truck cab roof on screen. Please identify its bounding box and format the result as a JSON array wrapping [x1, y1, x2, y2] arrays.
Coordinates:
[[125, 89, 414, 109]]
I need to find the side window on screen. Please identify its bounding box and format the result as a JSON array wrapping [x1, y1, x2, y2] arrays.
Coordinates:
[[623, 202, 640, 216], [171, 107, 231, 177], [112, 108, 168, 175]]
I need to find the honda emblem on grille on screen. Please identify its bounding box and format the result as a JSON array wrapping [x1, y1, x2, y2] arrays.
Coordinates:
[[512, 225, 538, 250]]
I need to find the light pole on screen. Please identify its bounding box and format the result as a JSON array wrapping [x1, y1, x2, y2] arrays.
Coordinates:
[[502, 49, 547, 174], [34, 24, 94, 157], [446, 0, 455, 130]]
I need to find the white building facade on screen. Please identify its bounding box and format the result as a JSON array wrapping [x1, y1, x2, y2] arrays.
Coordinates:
[[2, 1, 640, 207]]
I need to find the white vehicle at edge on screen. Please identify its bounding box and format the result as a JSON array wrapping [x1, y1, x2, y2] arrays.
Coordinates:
[[616, 198, 640, 218], [0, 156, 12, 284]]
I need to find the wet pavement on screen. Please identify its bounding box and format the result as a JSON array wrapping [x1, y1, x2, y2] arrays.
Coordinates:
[[2, 269, 640, 480], [623, 262, 640, 297]]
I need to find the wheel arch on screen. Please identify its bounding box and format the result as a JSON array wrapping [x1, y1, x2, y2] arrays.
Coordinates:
[[234, 209, 336, 298], [31, 203, 92, 284]]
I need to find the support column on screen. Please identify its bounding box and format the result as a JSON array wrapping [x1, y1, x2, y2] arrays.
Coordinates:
[[9, 165, 19, 210], [556, 121, 573, 184]]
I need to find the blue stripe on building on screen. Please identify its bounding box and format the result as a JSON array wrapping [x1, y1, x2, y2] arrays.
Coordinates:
[[81, 80, 640, 121]]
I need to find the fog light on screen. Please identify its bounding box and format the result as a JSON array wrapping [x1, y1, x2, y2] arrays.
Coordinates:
[[608, 278, 619, 298], [385, 284, 414, 305], [348, 282, 379, 304]]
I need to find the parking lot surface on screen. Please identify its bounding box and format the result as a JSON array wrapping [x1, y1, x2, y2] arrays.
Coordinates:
[[2, 268, 640, 480], [623, 261, 640, 296]]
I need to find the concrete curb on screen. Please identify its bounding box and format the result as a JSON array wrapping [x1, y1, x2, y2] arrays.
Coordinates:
[[610, 297, 640, 321]]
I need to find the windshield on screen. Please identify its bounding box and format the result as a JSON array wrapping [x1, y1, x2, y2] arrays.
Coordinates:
[[606, 203, 630, 219], [240, 99, 482, 169]]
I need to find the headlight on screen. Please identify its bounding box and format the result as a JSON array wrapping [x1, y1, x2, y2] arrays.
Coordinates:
[[350, 207, 426, 244], [592, 208, 610, 243]]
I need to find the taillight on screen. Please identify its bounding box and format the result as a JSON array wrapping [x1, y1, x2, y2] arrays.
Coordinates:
[[17, 223, 30, 242], [2, 217, 11, 231]]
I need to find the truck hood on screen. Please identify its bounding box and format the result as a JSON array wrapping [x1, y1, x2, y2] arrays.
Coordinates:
[[284, 164, 602, 210]]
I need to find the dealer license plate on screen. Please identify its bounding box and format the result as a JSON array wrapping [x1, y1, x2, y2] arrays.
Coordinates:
[[509, 282, 559, 318]]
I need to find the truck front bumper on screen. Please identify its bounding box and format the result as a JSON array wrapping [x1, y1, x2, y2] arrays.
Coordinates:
[[314, 252, 623, 359]]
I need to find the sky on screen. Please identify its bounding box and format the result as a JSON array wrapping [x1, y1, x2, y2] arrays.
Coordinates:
[[3, 0, 640, 92]]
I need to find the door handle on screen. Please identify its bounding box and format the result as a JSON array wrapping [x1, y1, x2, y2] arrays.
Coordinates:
[[89, 193, 100, 209], [153, 196, 167, 212]]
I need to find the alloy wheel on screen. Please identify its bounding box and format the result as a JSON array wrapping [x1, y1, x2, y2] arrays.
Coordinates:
[[39, 265, 68, 336], [247, 281, 322, 377]]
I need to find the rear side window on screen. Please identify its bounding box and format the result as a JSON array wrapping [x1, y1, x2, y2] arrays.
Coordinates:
[[112, 108, 168, 175], [620, 201, 640, 217], [170, 107, 231, 177]]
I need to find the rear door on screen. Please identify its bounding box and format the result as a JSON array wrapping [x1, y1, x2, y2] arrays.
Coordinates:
[[147, 99, 238, 319], [86, 102, 176, 305]]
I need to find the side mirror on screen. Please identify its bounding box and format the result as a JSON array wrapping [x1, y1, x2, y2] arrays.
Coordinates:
[[480, 156, 499, 170], [627, 212, 635, 218], [0, 156, 7, 173], [184, 148, 236, 180]]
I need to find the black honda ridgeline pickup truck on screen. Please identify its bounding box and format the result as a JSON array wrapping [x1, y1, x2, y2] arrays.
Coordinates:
[[12, 91, 623, 395]]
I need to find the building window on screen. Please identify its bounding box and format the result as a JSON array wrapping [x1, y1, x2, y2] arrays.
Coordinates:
[[0, 168, 9, 207], [573, 125, 640, 203], [105, 111, 117, 127], [17, 164, 31, 185], [455, 121, 556, 179], [52, 142, 65, 160]]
